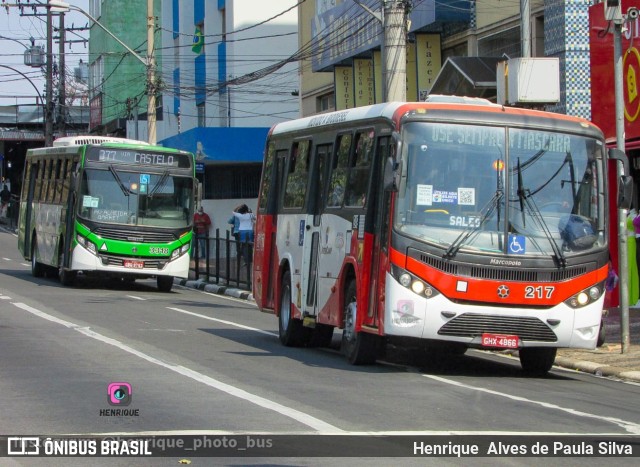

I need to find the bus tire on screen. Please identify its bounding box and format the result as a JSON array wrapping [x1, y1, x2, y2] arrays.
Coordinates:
[[308, 323, 334, 348], [58, 248, 76, 287], [157, 276, 174, 292], [519, 347, 557, 375], [278, 270, 307, 346], [597, 318, 606, 347], [31, 237, 44, 278], [341, 279, 378, 365]]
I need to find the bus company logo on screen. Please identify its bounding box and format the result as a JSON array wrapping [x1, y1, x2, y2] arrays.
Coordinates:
[[108, 382, 132, 406], [489, 258, 522, 267], [7, 437, 40, 455], [497, 285, 510, 299]]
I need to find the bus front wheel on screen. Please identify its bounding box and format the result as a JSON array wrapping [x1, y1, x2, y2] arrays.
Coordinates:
[[157, 276, 174, 292], [341, 279, 378, 365], [278, 270, 307, 346], [58, 249, 76, 287], [519, 347, 557, 375], [31, 237, 44, 278]]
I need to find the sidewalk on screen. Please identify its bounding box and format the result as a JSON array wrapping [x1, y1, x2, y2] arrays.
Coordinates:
[[553, 307, 640, 382]]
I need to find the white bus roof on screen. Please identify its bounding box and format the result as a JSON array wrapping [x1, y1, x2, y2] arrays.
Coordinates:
[[52, 136, 151, 147]]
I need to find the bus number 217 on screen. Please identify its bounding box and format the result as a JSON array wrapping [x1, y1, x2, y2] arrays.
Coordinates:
[[524, 286, 555, 299]]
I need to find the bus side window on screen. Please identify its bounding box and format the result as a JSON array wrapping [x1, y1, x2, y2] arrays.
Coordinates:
[[346, 129, 374, 207], [328, 133, 351, 207], [258, 143, 276, 212], [283, 140, 310, 209]]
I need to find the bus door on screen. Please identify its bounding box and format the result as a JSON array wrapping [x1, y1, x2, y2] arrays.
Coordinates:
[[300, 143, 332, 318], [366, 136, 392, 326], [20, 160, 39, 258]]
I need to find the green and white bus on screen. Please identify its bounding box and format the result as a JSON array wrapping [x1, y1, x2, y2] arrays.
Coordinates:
[[18, 136, 196, 292]]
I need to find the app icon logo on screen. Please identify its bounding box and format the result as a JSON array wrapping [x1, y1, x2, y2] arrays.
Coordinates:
[[107, 382, 132, 406]]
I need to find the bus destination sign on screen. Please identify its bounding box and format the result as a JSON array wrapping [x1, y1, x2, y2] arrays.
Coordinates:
[[86, 148, 192, 168]]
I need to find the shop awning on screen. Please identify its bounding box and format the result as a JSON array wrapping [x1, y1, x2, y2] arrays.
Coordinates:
[[429, 57, 500, 101]]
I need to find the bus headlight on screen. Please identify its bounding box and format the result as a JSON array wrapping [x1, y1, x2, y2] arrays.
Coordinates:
[[76, 234, 97, 254], [391, 264, 440, 299], [171, 243, 191, 260], [565, 282, 604, 308]]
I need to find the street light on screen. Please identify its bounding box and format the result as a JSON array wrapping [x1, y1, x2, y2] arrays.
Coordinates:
[[47, 0, 157, 144]]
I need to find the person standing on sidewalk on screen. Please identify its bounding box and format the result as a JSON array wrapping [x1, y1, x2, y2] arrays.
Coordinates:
[[193, 206, 212, 259], [0, 184, 10, 218], [231, 204, 255, 264]]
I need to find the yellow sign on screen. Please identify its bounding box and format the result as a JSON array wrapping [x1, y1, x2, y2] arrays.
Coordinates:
[[354, 59, 374, 107], [335, 66, 354, 110], [373, 50, 383, 103], [416, 34, 442, 100], [624, 47, 640, 122], [407, 42, 417, 101]]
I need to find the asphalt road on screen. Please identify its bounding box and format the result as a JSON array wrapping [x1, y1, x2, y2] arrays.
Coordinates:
[[1, 229, 640, 466]]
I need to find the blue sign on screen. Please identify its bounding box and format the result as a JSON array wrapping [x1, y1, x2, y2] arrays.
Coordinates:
[[140, 174, 150, 184], [508, 235, 526, 255], [196, 162, 205, 173]]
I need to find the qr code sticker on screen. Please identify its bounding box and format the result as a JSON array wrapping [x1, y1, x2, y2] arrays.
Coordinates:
[[458, 187, 475, 206]]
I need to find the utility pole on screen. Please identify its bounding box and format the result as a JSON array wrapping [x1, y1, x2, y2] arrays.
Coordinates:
[[147, 0, 156, 145], [605, 0, 630, 352], [45, 4, 54, 146], [383, 0, 409, 102], [58, 11, 66, 138], [354, 0, 409, 102], [521, 0, 531, 57]]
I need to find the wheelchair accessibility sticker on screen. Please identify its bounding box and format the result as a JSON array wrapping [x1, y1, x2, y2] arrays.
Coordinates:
[[508, 235, 526, 254]]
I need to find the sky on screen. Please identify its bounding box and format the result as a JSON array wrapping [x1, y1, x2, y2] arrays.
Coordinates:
[[0, 1, 89, 107]]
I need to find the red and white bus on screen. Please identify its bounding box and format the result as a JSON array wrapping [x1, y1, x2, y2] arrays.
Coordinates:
[[252, 97, 631, 374]]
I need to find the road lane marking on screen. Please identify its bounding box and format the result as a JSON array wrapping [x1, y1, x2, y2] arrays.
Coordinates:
[[11, 301, 341, 433], [126, 295, 146, 301], [422, 373, 640, 434], [167, 307, 277, 337], [0, 295, 11, 300]]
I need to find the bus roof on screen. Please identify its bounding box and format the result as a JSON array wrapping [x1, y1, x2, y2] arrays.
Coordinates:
[[270, 96, 598, 136], [53, 136, 151, 147]]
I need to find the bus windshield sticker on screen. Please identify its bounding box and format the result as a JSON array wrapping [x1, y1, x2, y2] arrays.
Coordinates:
[[433, 190, 457, 203], [83, 195, 99, 208], [458, 187, 475, 206], [508, 235, 526, 254], [416, 184, 433, 205]]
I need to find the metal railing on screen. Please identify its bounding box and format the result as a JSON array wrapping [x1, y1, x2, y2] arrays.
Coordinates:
[[190, 228, 253, 291]]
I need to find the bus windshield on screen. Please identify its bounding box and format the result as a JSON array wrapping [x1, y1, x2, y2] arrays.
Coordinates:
[[78, 167, 193, 228], [394, 122, 605, 257]]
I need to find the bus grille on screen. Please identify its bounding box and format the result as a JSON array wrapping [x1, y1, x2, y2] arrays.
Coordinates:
[[93, 227, 176, 243], [98, 253, 167, 270], [417, 253, 588, 283], [437, 313, 558, 342]]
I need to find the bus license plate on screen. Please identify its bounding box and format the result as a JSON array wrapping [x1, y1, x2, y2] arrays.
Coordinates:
[[481, 333, 519, 349], [124, 260, 144, 269]]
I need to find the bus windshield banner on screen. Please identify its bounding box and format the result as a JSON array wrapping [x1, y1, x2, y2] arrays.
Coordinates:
[[86, 148, 192, 168]]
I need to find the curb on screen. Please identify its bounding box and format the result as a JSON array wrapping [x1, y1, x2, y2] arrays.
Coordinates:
[[176, 278, 254, 302]]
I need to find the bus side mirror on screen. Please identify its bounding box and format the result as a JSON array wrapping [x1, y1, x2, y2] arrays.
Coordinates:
[[608, 148, 633, 209], [383, 157, 399, 192], [618, 175, 633, 210]]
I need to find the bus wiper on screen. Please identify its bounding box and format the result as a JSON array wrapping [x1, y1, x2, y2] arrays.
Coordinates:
[[149, 170, 170, 197], [516, 159, 566, 267], [444, 189, 503, 259], [109, 165, 132, 196]]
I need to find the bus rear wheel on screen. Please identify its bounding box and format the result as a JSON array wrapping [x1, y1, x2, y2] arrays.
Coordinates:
[[157, 276, 174, 292], [278, 270, 308, 346], [341, 279, 378, 365], [31, 237, 44, 278], [519, 347, 557, 375], [58, 249, 76, 287]]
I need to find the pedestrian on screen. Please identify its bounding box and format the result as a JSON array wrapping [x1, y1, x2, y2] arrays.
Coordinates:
[[0, 184, 10, 218], [231, 204, 255, 264], [193, 205, 212, 259], [228, 206, 241, 256]]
